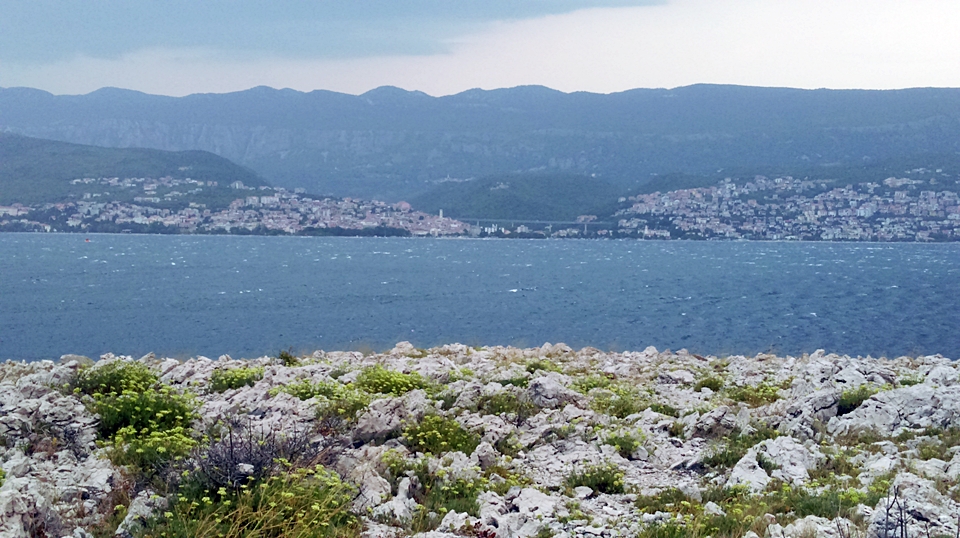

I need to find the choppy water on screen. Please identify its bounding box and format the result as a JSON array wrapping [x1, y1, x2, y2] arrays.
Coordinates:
[[1, 234, 958, 361]]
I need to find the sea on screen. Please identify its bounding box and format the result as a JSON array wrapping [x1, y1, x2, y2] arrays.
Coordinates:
[[2, 234, 959, 362]]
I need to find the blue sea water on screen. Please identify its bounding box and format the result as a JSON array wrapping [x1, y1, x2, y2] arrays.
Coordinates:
[[1, 234, 958, 361]]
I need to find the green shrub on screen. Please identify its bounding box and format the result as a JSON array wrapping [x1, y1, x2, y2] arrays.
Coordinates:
[[477, 392, 539, 424], [210, 366, 264, 393], [565, 461, 625, 494], [702, 426, 779, 469], [498, 375, 530, 388], [808, 448, 859, 482], [383, 456, 486, 532], [694, 376, 724, 392], [78, 362, 199, 478], [109, 425, 197, 473], [668, 422, 686, 438], [727, 382, 784, 406], [354, 365, 424, 395], [837, 384, 880, 416], [604, 433, 640, 459], [142, 465, 359, 538], [74, 360, 157, 395], [94, 386, 197, 440], [526, 359, 561, 374], [635, 487, 695, 515], [410, 475, 486, 532], [0, 467, 5, 488], [402, 415, 480, 455], [571, 374, 612, 394], [277, 350, 300, 367], [494, 435, 523, 458], [316, 389, 372, 431], [913, 428, 960, 460], [273, 380, 344, 401], [898, 375, 924, 387], [590, 385, 644, 418], [649, 403, 680, 418]]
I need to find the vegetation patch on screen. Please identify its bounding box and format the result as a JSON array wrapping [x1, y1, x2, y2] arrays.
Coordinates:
[[837, 384, 881, 416], [382, 452, 489, 532], [276, 350, 300, 367], [526, 359, 562, 374], [74, 360, 157, 395], [590, 385, 645, 419], [915, 427, 960, 461], [142, 465, 359, 538], [209, 366, 264, 393], [604, 432, 641, 459], [354, 365, 424, 395], [402, 415, 480, 455], [649, 402, 680, 418], [694, 376, 724, 392], [72, 361, 199, 478], [564, 461, 625, 494], [897, 374, 924, 387], [635, 482, 889, 538], [571, 374, 612, 394], [727, 379, 790, 406], [701, 426, 779, 469], [477, 391, 539, 424]]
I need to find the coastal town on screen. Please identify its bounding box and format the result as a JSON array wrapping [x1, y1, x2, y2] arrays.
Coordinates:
[[4, 172, 960, 241], [616, 173, 960, 241], [0, 177, 469, 237]]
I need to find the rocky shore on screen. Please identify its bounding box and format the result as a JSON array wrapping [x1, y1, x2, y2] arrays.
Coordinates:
[[2, 343, 960, 538]]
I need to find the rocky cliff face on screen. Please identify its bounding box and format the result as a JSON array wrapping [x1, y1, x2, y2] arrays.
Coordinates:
[[2, 344, 960, 538]]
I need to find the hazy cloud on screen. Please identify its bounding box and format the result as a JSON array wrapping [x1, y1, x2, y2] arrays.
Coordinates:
[[0, 0, 663, 63], [2, 0, 958, 96]]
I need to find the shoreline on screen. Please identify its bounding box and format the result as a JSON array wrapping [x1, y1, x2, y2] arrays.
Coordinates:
[[7, 228, 960, 243]]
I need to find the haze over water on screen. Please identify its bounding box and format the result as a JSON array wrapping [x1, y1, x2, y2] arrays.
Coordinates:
[[2, 234, 958, 361]]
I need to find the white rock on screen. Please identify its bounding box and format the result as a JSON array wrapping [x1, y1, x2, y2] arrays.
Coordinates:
[[372, 477, 419, 524], [726, 449, 770, 493], [513, 488, 558, 517], [574, 486, 593, 499], [527, 376, 580, 409], [758, 436, 824, 486], [703, 501, 725, 516]]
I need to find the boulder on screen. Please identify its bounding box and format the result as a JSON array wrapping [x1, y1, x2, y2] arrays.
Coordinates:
[[658, 370, 695, 385], [775, 388, 840, 441], [115, 490, 167, 538], [354, 390, 430, 443], [828, 385, 960, 438], [758, 436, 824, 486], [527, 376, 580, 409], [372, 477, 419, 524], [726, 449, 770, 493], [869, 473, 960, 538]]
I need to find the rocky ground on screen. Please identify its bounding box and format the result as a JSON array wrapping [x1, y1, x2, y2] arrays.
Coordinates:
[[2, 343, 960, 538]]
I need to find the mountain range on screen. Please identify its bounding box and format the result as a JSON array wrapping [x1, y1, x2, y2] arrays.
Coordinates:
[[2, 84, 960, 202]]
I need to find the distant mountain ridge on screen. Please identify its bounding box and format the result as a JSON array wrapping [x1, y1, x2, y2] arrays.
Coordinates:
[[3, 84, 960, 200]]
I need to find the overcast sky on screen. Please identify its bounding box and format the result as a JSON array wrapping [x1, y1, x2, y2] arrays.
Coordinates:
[[2, 0, 959, 96]]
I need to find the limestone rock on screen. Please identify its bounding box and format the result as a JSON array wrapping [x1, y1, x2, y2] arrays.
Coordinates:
[[354, 390, 429, 443], [527, 376, 580, 409], [115, 490, 167, 538], [759, 436, 824, 486], [828, 384, 960, 438], [726, 449, 770, 493]]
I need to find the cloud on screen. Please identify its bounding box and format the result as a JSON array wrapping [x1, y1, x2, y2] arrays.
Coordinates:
[[0, 0, 663, 63], [2, 0, 959, 96]]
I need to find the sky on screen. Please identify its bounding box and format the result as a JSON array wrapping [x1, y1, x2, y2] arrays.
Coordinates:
[[1, 0, 959, 97]]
